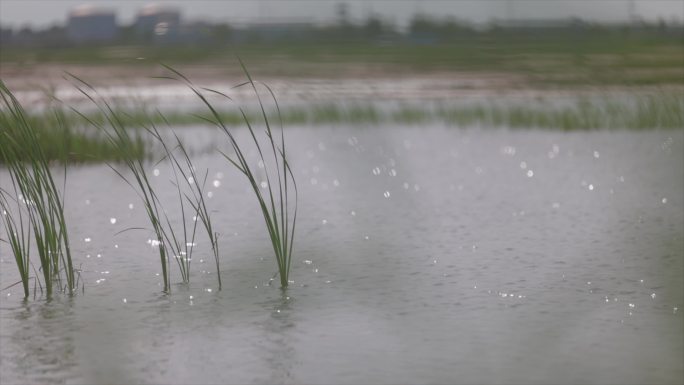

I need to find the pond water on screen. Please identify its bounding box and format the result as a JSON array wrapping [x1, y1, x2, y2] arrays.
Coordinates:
[[1, 126, 682, 384]]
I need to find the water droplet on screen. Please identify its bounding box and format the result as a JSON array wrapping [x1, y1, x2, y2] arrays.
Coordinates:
[[85, 199, 91, 205], [674, 307, 679, 314], [526, 170, 534, 178], [189, 295, 194, 300], [122, 298, 127, 303], [188, 176, 195, 184], [260, 181, 268, 189], [383, 191, 391, 198], [520, 161, 527, 169], [84, 237, 91, 243], [213, 180, 221, 188], [114, 244, 119, 249], [629, 303, 635, 308], [207, 191, 214, 198], [206, 288, 212, 293], [153, 169, 160, 177], [318, 142, 326, 151], [403, 182, 409, 189], [502, 146, 516, 155], [389, 169, 397, 177], [350, 210, 356, 216], [552, 202, 561, 209], [257, 160, 265, 168], [110, 218, 117, 225], [593, 150, 600, 158], [314, 268, 319, 273], [322, 219, 327, 225], [310, 178, 318, 185], [662, 198, 667, 204], [364, 235, 370, 240], [333, 179, 340, 187], [128, 203, 134, 210], [372, 167, 381, 175], [414, 184, 420, 191], [588, 184, 594, 191]]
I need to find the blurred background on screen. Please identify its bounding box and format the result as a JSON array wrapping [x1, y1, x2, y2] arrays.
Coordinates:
[[1, 0, 682, 96]]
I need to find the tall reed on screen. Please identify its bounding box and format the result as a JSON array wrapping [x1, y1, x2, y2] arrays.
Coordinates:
[[66, 75, 221, 291], [0, 81, 76, 298], [159, 62, 298, 288]]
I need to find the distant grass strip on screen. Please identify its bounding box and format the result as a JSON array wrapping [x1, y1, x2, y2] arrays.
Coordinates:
[[17, 92, 682, 132], [0, 105, 146, 164], [0, 81, 79, 298]]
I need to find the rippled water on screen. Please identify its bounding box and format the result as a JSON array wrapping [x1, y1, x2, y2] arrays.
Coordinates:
[[1, 126, 682, 384]]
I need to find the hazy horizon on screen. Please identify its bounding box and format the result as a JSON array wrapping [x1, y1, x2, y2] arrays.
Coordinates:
[[1, 0, 683, 30]]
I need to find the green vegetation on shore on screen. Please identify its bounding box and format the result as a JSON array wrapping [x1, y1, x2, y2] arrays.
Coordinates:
[[2, 32, 682, 86], [1, 90, 681, 165]]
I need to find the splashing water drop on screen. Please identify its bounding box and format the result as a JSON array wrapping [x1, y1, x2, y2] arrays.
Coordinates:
[[526, 170, 534, 178], [110, 218, 117, 225]]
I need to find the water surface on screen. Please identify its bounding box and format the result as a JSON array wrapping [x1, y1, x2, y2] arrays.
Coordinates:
[[1, 126, 682, 384]]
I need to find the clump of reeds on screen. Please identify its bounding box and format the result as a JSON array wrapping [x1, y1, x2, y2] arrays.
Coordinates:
[[160, 62, 298, 288], [0, 81, 77, 298], [65, 75, 221, 292]]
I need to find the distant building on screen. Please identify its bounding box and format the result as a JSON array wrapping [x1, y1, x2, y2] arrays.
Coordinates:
[[135, 4, 181, 43], [67, 5, 117, 43]]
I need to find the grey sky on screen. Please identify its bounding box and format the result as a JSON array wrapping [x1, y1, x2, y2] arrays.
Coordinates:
[[1, 0, 682, 29]]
